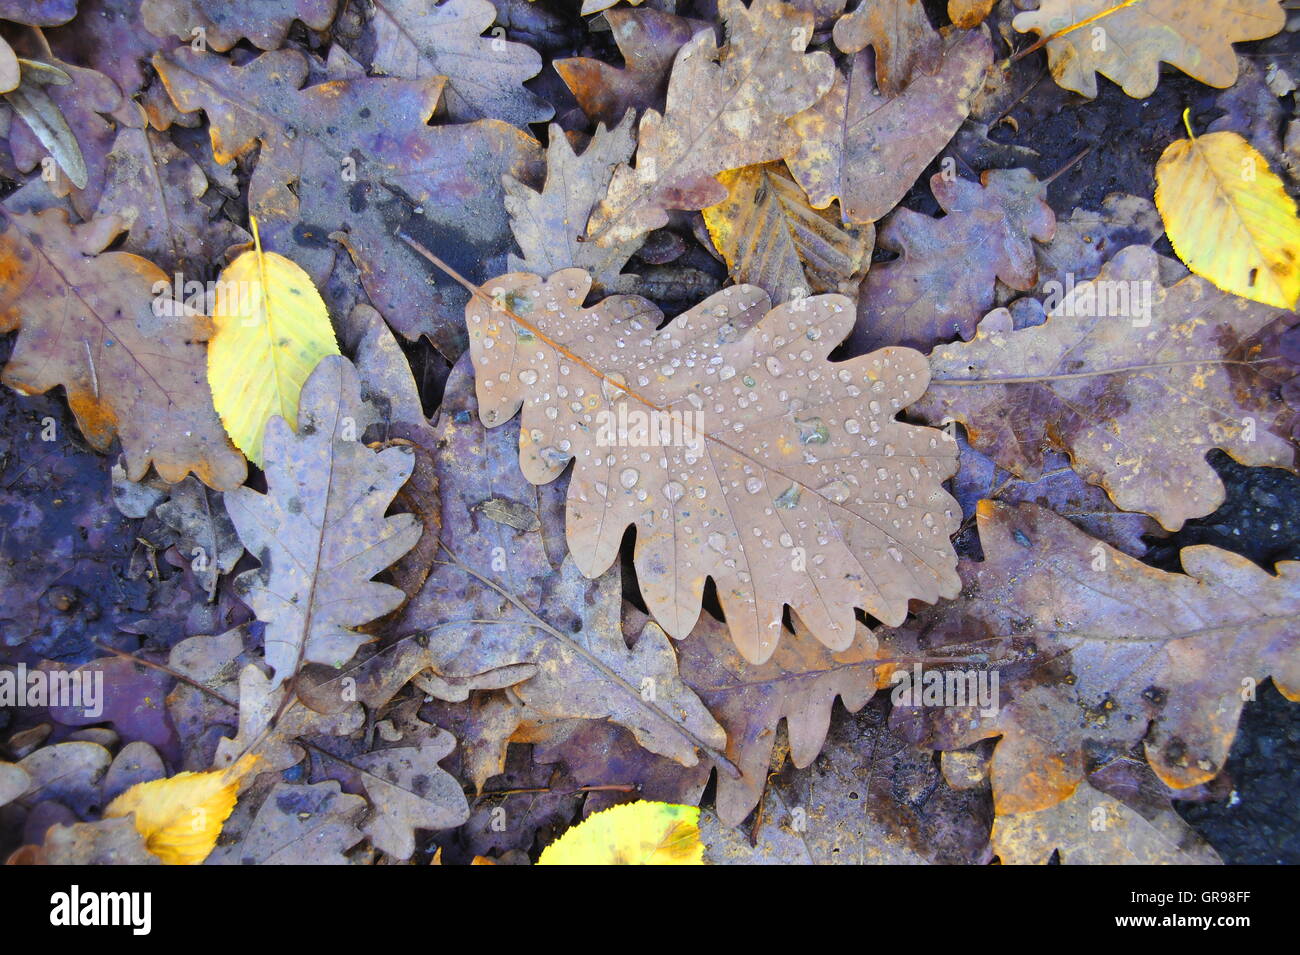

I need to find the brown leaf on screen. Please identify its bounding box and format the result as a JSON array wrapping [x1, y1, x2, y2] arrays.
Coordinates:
[[0, 207, 247, 489], [585, 0, 834, 248], [554, 7, 707, 128], [361, 0, 551, 127], [917, 245, 1296, 529], [832, 0, 941, 95], [786, 29, 991, 226], [208, 779, 365, 864], [464, 268, 961, 664], [17, 816, 161, 865], [504, 116, 642, 293], [154, 46, 542, 356], [142, 0, 340, 51], [855, 168, 1055, 351], [155, 476, 243, 601], [886, 501, 1300, 820], [224, 355, 423, 688], [0, 1, 76, 25]]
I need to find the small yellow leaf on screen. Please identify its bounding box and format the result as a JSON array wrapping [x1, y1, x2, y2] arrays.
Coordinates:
[[537, 801, 703, 865], [103, 754, 259, 865], [207, 217, 340, 466], [1155, 111, 1300, 309]]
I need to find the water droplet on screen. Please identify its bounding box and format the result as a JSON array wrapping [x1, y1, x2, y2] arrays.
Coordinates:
[[844, 419, 861, 435], [745, 476, 763, 494], [664, 481, 684, 502], [518, 369, 538, 386], [620, 468, 640, 489]]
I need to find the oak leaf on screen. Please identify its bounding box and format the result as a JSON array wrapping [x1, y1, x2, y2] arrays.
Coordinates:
[[785, 29, 991, 227], [832, 0, 941, 95], [886, 501, 1300, 820], [363, 0, 551, 128], [854, 168, 1055, 351], [464, 268, 961, 664], [154, 46, 542, 356], [207, 779, 365, 865], [584, 0, 835, 248], [224, 355, 423, 688], [915, 245, 1296, 529], [0, 207, 247, 489], [1011, 0, 1286, 99], [142, 0, 340, 51]]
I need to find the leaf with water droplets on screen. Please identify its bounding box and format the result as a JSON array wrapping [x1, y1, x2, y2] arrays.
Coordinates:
[[463, 267, 962, 664]]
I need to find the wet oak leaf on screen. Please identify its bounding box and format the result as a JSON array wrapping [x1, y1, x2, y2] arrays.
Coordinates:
[[584, 0, 835, 248], [554, 7, 707, 129], [350, 731, 470, 860], [0, 207, 247, 490], [156, 476, 244, 601], [786, 29, 992, 227], [208, 779, 365, 864], [504, 116, 642, 294], [1011, 0, 1286, 99], [142, 0, 341, 52], [224, 355, 423, 689], [153, 46, 542, 356], [364, 0, 551, 127], [915, 245, 1296, 529], [701, 161, 873, 305], [887, 501, 1300, 817], [465, 269, 962, 664], [855, 168, 1055, 352], [832, 0, 941, 96]]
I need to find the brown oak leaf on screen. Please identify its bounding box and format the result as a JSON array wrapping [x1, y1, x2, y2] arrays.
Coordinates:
[[142, 0, 340, 51]]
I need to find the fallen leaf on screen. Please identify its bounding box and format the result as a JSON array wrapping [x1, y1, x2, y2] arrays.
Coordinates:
[[464, 268, 961, 664], [832, 0, 941, 95], [856, 168, 1055, 351], [1011, 0, 1286, 98], [224, 355, 423, 688], [948, 0, 996, 29], [916, 245, 1296, 529], [1155, 110, 1300, 309], [0, 207, 247, 489], [786, 29, 991, 226], [362, 0, 551, 127], [16, 816, 160, 865], [154, 46, 542, 356], [537, 800, 703, 864], [155, 476, 243, 601], [142, 0, 340, 51], [585, 0, 834, 248], [103, 753, 258, 864], [554, 7, 706, 128], [208, 779, 365, 864], [702, 161, 872, 304], [207, 219, 342, 466]]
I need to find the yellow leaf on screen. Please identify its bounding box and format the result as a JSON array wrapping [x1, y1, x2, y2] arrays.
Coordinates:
[[207, 217, 340, 466], [103, 754, 259, 865], [537, 801, 703, 865], [1155, 110, 1300, 309], [702, 162, 871, 304]]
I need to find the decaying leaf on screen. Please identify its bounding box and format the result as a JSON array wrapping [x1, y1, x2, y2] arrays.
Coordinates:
[[554, 7, 705, 128], [832, 0, 941, 96], [0, 762, 30, 808], [142, 0, 340, 51], [349, 731, 470, 860], [1012, 0, 1286, 99], [584, 0, 834, 247], [786, 29, 991, 226], [208, 779, 365, 865], [363, 0, 551, 127], [886, 501, 1300, 820], [224, 355, 423, 688], [948, 0, 996, 29], [537, 801, 703, 864], [0, 207, 247, 489], [855, 168, 1055, 351], [504, 116, 641, 293], [154, 46, 542, 356], [0, 38, 19, 95], [464, 268, 962, 663], [103, 754, 259, 864], [991, 781, 1219, 865], [18, 816, 161, 865], [1155, 112, 1300, 310], [310, 358, 728, 771], [207, 220, 342, 466], [155, 477, 243, 600], [701, 161, 872, 304], [917, 245, 1296, 529]]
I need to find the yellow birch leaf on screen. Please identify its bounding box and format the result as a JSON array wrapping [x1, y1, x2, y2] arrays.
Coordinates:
[[103, 754, 259, 865], [207, 217, 340, 466], [1155, 110, 1300, 309], [537, 801, 703, 865]]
